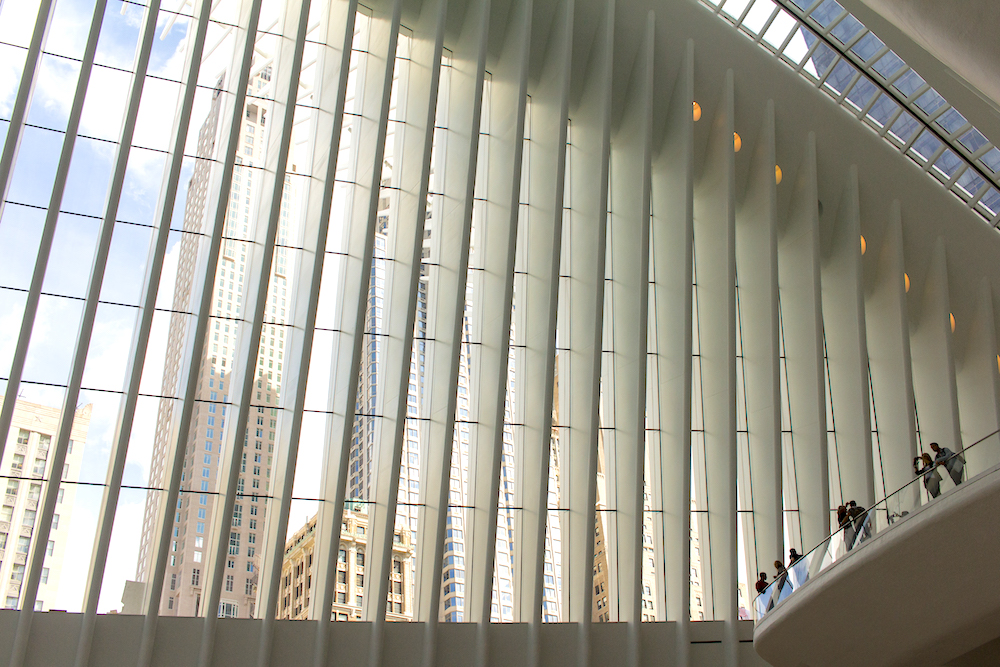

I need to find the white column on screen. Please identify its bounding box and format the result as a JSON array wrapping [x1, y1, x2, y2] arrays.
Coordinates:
[[464, 3, 530, 665], [864, 203, 918, 507], [413, 2, 489, 666], [559, 0, 616, 667], [137, 0, 267, 664], [363, 2, 445, 665], [254, 2, 357, 666], [734, 100, 781, 593], [777, 133, 829, 551], [5, 3, 110, 665], [910, 239, 963, 469], [516, 2, 571, 666], [555, 2, 614, 666], [65, 0, 171, 664], [198, 2, 310, 665], [691, 69, 737, 667], [0, 0, 107, 475], [820, 166, 874, 508], [310, 3, 402, 667], [648, 38, 692, 667], [955, 279, 1000, 473], [80, 0, 216, 660], [0, 0, 56, 223], [602, 15, 652, 667]]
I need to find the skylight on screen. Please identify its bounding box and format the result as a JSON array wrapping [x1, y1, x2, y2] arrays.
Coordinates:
[[701, 0, 1000, 225]]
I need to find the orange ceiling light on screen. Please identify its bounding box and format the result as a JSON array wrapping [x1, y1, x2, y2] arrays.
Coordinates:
[[904, 273, 910, 293], [692, 101, 701, 122], [860, 235, 866, 255], [734, 132, 741, 152], [950, 313, 956, 333], [775, 165, 782, 185]]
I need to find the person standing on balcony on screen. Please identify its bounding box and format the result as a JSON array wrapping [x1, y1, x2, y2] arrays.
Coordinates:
[[930, 442, 965, 486], [914, 453, 942, 498]]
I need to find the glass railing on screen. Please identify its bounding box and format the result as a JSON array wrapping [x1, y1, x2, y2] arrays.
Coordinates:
[[753, 429, 1000, 620]]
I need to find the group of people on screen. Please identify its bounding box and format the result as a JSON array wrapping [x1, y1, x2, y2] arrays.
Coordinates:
[[835, 499, 869, 550], [913, 442, 965, 498], [754, 442, 967, 611], [754, 548, 804, 597]]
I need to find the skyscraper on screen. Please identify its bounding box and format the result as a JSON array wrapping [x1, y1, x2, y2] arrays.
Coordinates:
[[135, 66, 297, 619]]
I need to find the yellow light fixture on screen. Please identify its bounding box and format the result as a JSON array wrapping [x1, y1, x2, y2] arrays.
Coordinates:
[[904, 273, 910, 293], [950, 313, 956, 333], [734, 132, 741, 152], [860, 234, 866, 255], [693, 101, 701, 122], [775, 165, 782, 185], [996, 354, 999, 375]]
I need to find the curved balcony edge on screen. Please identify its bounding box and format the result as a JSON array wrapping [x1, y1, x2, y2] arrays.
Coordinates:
[[754, 463, 1000, 667]]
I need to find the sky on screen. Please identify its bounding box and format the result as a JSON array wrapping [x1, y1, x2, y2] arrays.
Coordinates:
[[0, 0, 250, 614], [0, 0, 369, 615]]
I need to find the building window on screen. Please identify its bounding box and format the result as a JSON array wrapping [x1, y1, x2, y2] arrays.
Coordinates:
[[167, 597, 174, 610], [217, 601, 238, 618], [192, 569, 200, 586], [11, 455, 24, 473], [32, 458, 45, 476], [225, 575, 234, 592], [46, 540, 55, 557], [40, 568, 49, 585], [11, 564, 24, 582], [170, 574, 177, 591], [16, 430, 29, 446], [5, 480, 18, 497]]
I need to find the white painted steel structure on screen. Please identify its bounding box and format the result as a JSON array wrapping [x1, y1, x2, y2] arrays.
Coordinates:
[[0, 0, 999, 666]]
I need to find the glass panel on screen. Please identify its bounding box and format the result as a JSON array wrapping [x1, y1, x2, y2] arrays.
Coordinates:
[[953, 169, 986, 200], [872, 50, 905, 80], [829, 13, 863, 44], [849, 31, 883, 62], [978, 188, 1000, 217], [979, 147, 1000, 173], [958, 128, 989, 154], [721, 0, 754, 22], [809, 0, 844, 29], [864, 93, 898, 128], [761, 10, 797, 51], [844, 77, 877, 111], [934, 108, 967, 135], [931, 150, 963, 182], [891, 69, 925, 99], [822, 60, 856, 97], [803, 41, 837, 81], [741, 0, 777, 35], [914, 88, 946, 116], [908, 130, 943, 163], [887, 111, 919, 145]]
